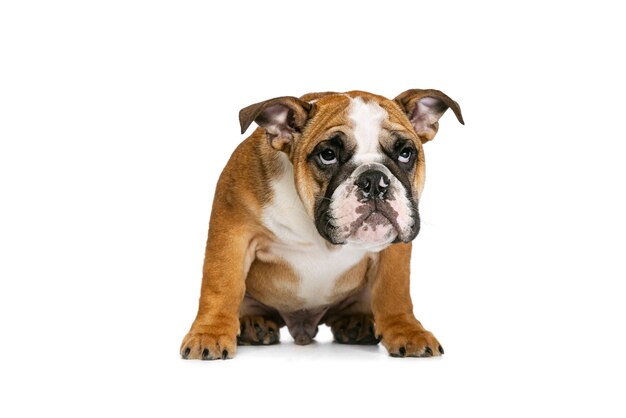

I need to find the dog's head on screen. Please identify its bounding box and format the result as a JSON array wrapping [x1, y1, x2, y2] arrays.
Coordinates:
[[240, 90, 463, 249]]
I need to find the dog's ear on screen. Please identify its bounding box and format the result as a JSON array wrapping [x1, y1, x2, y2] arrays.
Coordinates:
[[239, 96, 312, 151], [394, 89, 464, 143]]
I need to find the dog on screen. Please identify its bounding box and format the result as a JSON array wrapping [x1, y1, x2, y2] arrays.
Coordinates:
[[180, 89, 463, 359]]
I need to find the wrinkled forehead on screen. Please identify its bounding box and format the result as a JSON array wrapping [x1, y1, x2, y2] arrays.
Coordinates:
[[302, 92, 417, 158]]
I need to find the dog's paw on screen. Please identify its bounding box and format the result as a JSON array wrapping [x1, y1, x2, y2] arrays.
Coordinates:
[[237, 316, 281, 345], [379, 322, 443, 358], [180, 328, 237, 360], [330, 314, 380, 345]]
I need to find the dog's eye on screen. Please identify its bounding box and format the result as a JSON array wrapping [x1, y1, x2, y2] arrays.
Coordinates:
[[319, 149, 337, 165], [398, 148, 412, 163]]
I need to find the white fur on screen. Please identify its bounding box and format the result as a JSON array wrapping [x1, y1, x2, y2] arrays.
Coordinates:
[[348, 97, 388, 163], [261, 154, 371, 308]]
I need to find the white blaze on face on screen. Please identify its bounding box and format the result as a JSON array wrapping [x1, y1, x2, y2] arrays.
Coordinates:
[[348, 97, 388, 164]]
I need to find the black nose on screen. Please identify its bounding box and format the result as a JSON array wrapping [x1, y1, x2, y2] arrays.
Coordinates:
[[355, 170, 390, 199]]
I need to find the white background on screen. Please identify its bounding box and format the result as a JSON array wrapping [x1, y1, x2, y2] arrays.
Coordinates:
[[1, 1, 625, 416]]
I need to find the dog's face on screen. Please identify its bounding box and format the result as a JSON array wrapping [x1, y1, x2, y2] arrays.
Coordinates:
[[239, 90, 464, 248], [295, 93, 424, 247]]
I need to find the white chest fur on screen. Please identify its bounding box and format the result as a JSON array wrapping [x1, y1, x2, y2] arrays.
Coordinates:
[[261, 154, 370, 308]]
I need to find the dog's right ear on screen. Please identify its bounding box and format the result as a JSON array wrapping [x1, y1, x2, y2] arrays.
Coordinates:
[[239, 96, 312, 151]]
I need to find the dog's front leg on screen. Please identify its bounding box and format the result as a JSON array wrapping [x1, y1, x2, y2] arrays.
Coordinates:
[[180, 210, 252, 360], [371, 243, 444, 358]]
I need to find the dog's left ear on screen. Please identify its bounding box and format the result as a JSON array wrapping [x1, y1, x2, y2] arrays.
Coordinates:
[[394, 89, 464, 143], [239, 96, 312, 151]]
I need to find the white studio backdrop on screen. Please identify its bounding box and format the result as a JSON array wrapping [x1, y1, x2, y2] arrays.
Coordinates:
[[1, 1, 625, 417]]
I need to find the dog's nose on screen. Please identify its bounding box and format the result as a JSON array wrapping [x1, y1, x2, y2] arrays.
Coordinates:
[[355, 170, 390, 199]]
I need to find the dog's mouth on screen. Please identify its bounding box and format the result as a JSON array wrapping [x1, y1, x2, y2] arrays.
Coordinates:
[[344, 202, 399, 243], [318, 200, 401, 245], [315, 170, 420, 246]]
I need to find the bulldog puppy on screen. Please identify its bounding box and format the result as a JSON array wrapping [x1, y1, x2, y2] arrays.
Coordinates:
[[180, 89, 463, 360]]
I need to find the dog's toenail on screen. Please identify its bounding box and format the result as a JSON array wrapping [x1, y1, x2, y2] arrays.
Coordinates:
[[424, 346, 433, 356], [438, 345, 444, 354], [221, 349, 228, 359], [399, 347, 406, 357], [183, 347, 191, 359], [202, 348, 210, 360]]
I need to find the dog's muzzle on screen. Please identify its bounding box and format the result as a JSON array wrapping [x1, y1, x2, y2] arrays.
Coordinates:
[[317, 163, 419, 246]]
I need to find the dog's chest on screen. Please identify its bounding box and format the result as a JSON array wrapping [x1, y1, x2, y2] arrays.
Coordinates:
[[260, 156, 368, 308]]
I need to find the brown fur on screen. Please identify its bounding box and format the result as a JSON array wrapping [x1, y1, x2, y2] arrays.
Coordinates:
[[180, 90, 462, 359]]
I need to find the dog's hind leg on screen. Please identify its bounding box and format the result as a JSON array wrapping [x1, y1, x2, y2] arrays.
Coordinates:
[[322, 287, 380, 345], [238, 294, 284, 345]]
